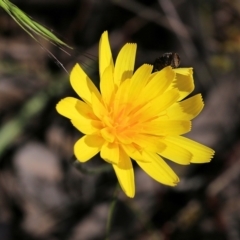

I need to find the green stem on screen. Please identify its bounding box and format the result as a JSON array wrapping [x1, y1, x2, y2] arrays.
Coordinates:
[[73, 160, 112, 175], [125, 199, 161, 240], [105, 184, 119, 240]]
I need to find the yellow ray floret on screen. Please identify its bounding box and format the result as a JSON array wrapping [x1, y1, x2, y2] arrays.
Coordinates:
[[56, 31, 215, 198]]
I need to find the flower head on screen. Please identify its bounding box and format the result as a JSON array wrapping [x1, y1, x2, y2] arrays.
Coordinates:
[[56, 31, 214, 198]]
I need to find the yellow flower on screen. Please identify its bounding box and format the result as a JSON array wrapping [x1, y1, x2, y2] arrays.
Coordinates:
[[56, 31, 214, 198]]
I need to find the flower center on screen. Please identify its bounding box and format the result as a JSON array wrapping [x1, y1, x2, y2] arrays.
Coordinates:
[[102, 102, 138, 144]]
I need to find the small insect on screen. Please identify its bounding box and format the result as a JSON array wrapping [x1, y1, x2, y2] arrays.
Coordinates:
[[153, 52, 180, 72]]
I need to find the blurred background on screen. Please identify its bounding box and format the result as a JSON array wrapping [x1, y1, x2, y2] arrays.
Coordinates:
[[0, 0, 240, 239]]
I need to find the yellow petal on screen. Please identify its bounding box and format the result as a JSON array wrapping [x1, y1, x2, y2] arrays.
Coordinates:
[[136, 151, 179, 186], [132, 134, 166, 153], [113, 78, 131, 116], [158, 138, 192, 165], [99, 31, 114, 79], [112, 148, 135, 198], [128, 64, 153, 101], [91, 92, 107, 119], [100, 142, 119, 164], [139, 120, 191, 136], [171, 68, 194, 100], [116, 131, 133, 144], [166, 94, 204, 120], [132, 88, 179, 122], [122, 144, 151, 163], [100, 65, 115, 106], [100, 127, 115, 142], [164, 136, 215, 163], [114, 43, 137, 87], [56, 97, 97, 120], [57, 97, 102, 135], [140, 66, 175, 101], [71, 118, 102, 135], [70, 64, 101, 105], [174, 67, 193, 76], [74, 135, 104, 162], [155, 89, 180, 113]]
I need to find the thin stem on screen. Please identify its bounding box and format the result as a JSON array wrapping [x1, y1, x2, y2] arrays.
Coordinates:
[[73, 160, 112, 175], [125, 199, 162, 240], [105, 184, 119, 240]]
